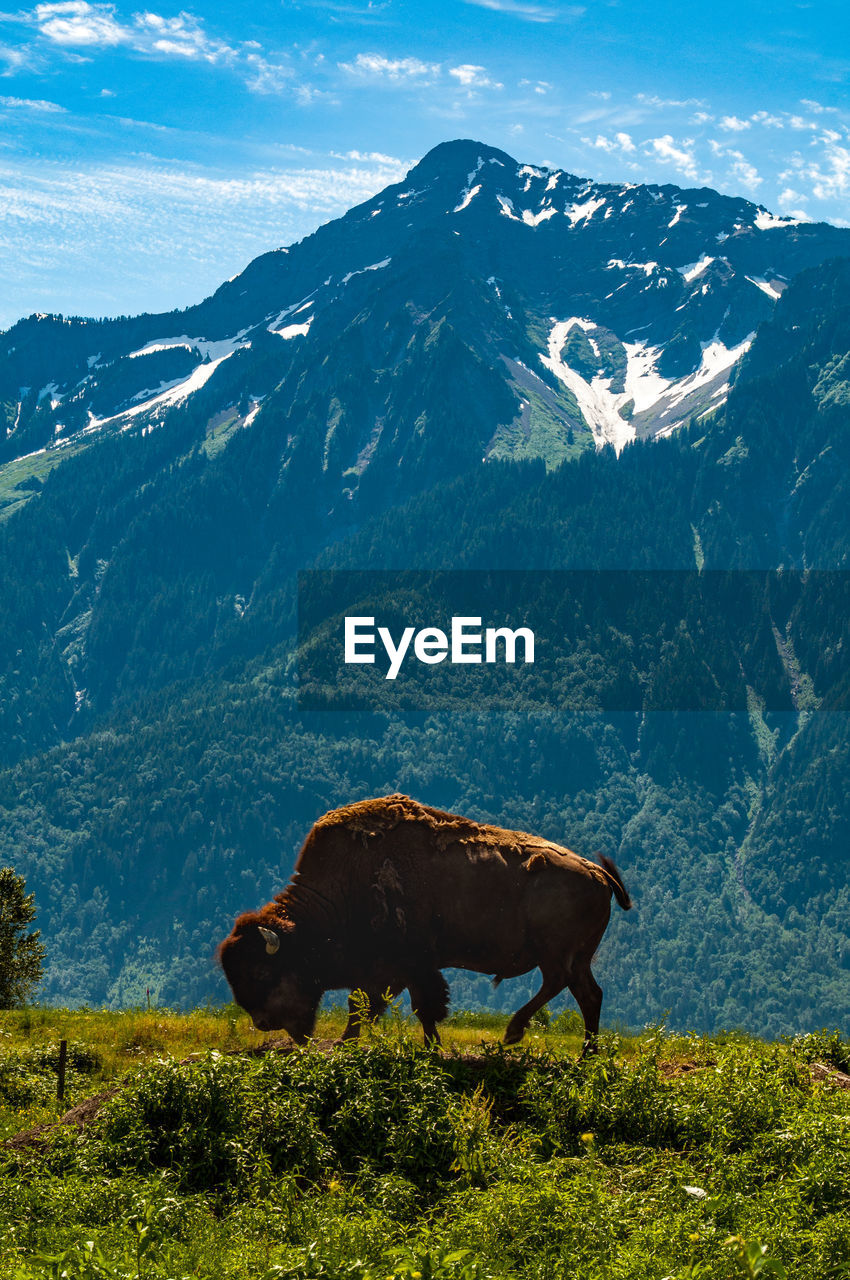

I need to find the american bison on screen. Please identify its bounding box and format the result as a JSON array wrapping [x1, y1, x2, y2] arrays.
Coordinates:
[[218, 794, 631, 1052]]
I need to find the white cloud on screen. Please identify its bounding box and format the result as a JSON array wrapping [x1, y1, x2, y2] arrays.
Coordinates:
[[339, 52, 439, 81], [0, 41, 34, 74], [332, 149, 403, 164], [461, 0, 582, 21], [448, 63, 502, 89], [636, 93, 705, 109], [644, 134, 700, 181], [244, 52, 293, 95], [0, 93, 66, 111], [800, 98, 838, 115], [585, 131, 635, 154], [18, 2, 296, 92], [718, 115, 750, 131], [790, 139, 850, 200], [726, 149, 762, 192], [751, 110, 785, 128], [34, 1, 127, 47], [519, 77, 551, 95]]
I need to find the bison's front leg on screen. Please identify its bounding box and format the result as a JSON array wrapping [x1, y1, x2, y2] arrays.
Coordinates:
[[408, 971, 450, 1047]]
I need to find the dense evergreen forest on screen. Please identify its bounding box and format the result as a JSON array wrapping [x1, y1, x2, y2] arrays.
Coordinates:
[[0, 258, 848, 1034]]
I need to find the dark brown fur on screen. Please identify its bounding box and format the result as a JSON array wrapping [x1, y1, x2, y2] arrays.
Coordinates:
[[218, 794, 632, 1051]]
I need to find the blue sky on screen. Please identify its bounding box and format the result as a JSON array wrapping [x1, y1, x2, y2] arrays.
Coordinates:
[[0, 0, 848, 327]]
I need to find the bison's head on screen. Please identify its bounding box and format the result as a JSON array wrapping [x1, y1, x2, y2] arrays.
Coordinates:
[[217, 915, 322, 1042]]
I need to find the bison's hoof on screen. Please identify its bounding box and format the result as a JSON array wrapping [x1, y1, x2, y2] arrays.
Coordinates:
[[503, 1028, 524, 1046]]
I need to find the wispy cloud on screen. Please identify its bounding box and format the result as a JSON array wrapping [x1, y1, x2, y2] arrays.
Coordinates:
[[0, 150, 409, 326], [449, 63, 502, 90], [34, 1, 128, 48], [718, 115, 750, 132], [0, 93, 65, 110], [0, 39, 35, 73], [339, 52, 440, 81], [518, 77, 551, 96], [568, 89, 850, 218], [461, 0, 583, 21], [644, 134, 701, 182], [584, 131, 636, 155], [781, 137, 850, 202], [7, 2, 298, 94], [32, 2, 234, 60], [338, 51, 504, 97], [709, 139, 762, 192], [331, 148, 401, 163], [635, 93, 706, 110]]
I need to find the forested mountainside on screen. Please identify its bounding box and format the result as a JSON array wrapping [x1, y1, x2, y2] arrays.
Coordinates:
[[0, 141, 848, 1032]]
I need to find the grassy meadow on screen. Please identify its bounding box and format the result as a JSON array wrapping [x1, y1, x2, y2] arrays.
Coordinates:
[[1, 1005, 849, 1279]]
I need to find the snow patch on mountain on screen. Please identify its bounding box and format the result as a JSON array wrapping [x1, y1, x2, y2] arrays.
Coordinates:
[[340, 259, 391, 285], [522, 206, 557, 227], [242, 400, 263, 427], [746, 275, 785, 300], [541, 317, 754, 453], [754, 209, 806, 230], [453, 184, 481, 213], [666, 332, 754, 408], [677, 256, 714, 283], [566, 196, 606, 226], [607, 259, 660, 276], [273, 319, 313, 340], [90, 352, 238, 430], [622, 342, 671, 414], [540, 318, 640, 454], [129, 331, 251, 362]]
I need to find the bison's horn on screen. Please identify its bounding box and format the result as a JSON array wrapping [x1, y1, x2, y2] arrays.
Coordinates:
[[258, 926, 280, 955]]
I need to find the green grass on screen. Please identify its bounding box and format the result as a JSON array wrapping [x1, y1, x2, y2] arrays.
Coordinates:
[[487, 388, 592, 470], [0, 441, 91, 521], [1, 1008, 848, 1279]]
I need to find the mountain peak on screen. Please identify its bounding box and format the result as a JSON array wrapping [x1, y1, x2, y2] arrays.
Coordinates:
[[3, 138, 850, 481], [406, 138, 518, 183]]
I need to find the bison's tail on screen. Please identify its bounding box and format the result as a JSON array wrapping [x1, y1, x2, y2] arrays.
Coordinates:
[[598, 855, 632, 911]]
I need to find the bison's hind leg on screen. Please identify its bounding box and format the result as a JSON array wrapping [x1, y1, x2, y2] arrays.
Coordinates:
[[408, 970, 450, 1047], [565, 957, 603, 1058], [504, 971, 567, 1046], [503, 958, 603, 1055]]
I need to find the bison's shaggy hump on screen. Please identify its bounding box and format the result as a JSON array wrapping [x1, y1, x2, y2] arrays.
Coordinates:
[[312, 793, 493, 847], [309, 792, 579, 868], [307, 795, 622, 899]]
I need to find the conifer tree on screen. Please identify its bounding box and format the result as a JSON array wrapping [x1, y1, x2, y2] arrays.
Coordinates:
[[0, 867, 45, 1008]]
